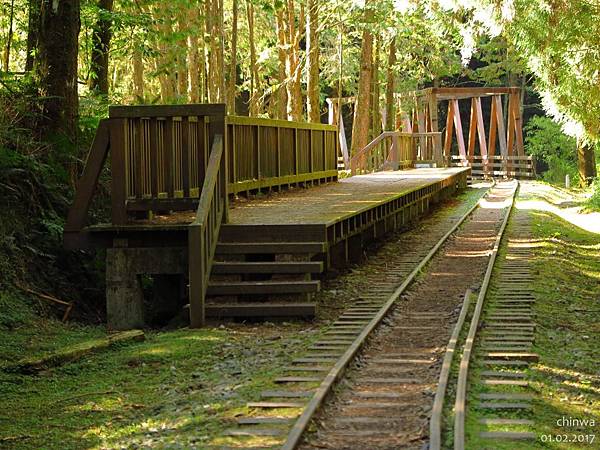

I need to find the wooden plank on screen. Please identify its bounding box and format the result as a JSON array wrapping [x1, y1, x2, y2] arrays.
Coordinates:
[[65, 119, 111, 232], [110, 118, 128, 225], [211, 261, 323, 274], [206, 303, 316, 318], [206, 281, 320, 295], [215, 242, 326, 254]]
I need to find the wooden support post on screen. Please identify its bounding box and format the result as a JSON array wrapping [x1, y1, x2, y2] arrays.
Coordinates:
[[452, 99, 467, 161], [512, 93, 525, 156], [494, 95, 507, 157], [488, 97, 497, 159], [428, 92, 442, 165], [468, 98, 477, 161], [444, 101, 454, 161], [110, 118, 128, 225]]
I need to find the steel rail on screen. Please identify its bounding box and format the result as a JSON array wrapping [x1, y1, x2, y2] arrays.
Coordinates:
[[453, 181, 519, 450], [281, 182, 496, 450]]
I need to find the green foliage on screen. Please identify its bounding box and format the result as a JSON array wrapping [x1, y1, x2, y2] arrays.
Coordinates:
[[524, 116, 578, 185], [586, 177, 600, 211]]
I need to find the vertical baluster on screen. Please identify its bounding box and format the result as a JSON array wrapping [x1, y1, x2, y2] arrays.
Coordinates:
[[149, 118, 158, 198], [182, 116, 190, 197], [164, 117, 174, 197]]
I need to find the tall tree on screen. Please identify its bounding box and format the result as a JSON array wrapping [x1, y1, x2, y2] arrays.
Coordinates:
[[37, 0, 81, 139], [384, 36, 396, 130], [350, 0, 373, 157], [306, 0, 320, 122], [4, 0, 15, 71], [276, 0, 304, 121], [227, 0, 238, 114], [25, 0, 41, 71], [89, 0, 114, 95], [246, 0, 260, 115]]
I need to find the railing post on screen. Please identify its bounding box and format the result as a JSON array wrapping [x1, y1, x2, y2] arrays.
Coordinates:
[[188, 223, 205, 328], [110, 118, 128, 225], [391, 135, 399, 170]]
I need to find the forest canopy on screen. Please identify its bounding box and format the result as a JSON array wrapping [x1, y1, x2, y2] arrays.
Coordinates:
[[0, 0, 598, 180]]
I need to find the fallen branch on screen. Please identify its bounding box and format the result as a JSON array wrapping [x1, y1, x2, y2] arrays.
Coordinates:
[[5, 330, 145, 374], [17, 284, 74, 322]]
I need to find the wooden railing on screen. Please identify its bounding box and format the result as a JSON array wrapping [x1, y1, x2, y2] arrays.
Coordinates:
[[226, 116, 338, 194], [188, 135, 227, 327], [65, 106, 339, 235], [451, 155, 536, 179], [350, 131, 443, 175]]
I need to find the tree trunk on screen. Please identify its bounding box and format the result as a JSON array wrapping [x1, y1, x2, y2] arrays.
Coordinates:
[[371, 36, 381, 140], [247, 0, 260, 115], [37, 0, 81, 140], [227, 0, 238, 114], [89, 0, 114, 95], [275, 8, 288, 119], [25, 0, 41, 71], [4, 0, 15, 71], [350, 5, 373, 158], [306, 0, 320, 123], [177, 13, 189, 101], [577, 139, 597, 186], [385, 36, 396, 131], [132, 47, 144, 101]]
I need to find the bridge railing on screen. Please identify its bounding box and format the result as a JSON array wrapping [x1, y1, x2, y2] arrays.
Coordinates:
[[350, 131, 443, 175], [65, 105, 339, 234], [227, 116, 339, 194], [451, 155, 536, 179]]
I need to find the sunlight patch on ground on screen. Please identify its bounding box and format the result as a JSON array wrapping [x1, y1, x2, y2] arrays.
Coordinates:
[[517, 182, 600, 233]]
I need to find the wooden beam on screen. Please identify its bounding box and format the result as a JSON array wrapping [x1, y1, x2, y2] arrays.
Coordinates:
[[488, 97, 497, 157], [512, 93, 525, 156], [65, 119, 111, 232], [468, 98, 477, 159], [444, 101, 454, 158], [452, 99, 466, 159], [475, 97, 488, 158], [494, 96, 507, 157], [506, 95, 515, 158]]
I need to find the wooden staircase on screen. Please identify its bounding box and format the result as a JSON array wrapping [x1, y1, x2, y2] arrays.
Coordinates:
[[204, 225, 327, 319]]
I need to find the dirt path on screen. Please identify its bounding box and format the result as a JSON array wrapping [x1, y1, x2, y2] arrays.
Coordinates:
[[299, 183, 515, 450]]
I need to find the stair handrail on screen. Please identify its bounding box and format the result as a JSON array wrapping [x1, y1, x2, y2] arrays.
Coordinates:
[[188, 134, 227, 327]]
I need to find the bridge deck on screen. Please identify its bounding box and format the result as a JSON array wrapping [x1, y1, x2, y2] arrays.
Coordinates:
[[228, 167, 468, 226]]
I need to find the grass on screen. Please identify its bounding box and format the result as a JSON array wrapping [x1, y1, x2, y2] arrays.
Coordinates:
[[460, 182, 600, 449], [0, 320, 321, 449], [0, 184, 488, 449]]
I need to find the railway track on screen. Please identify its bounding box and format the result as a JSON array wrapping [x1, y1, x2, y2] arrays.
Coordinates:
[[217, 180, 537, 450]]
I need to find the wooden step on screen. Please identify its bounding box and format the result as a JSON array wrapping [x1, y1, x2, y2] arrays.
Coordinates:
[[212, 261, 323, 274], [206, 302, 316, 318], [207, 280, 320, 295], [216, 242, 326, 254]]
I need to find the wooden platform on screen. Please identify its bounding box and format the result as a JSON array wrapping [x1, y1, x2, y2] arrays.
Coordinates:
[[228, 168, 468, 225]]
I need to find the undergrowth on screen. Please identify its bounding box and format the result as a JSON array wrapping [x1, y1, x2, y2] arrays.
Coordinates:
[[0, 80, 108, 329]]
